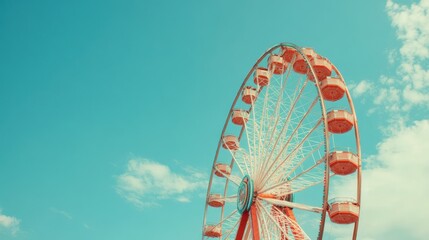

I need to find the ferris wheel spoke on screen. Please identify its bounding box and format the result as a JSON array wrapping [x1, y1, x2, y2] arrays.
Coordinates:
[[286, 173, 332, 197], [258, 205, 276, 240], [257, 97, 319, 186], [211, 195, 238, 205], [272, 67, 290, 115], [270, 140, 324, 185], [252, 83, 271, 166], [255, 77, 309, 184], [213, 165, 241, 186], [270, 203, 311, 240], [256, 201, 287, 239], [222, 139, 251, 176], [263, 64, 293, 154], [281, 141, 324, 181], [256, 76, 274, 171], [265, 74, 305, 154], [246, 110, 263, 178], [260, 86, 309, 185], [247, 121, 262, 183], [270, 96, 319, 162], [234, 148, 253, 177], [244, 120, 258, 176], [203, 209, 239, 239], [257, 200, 311, 239], [224, 195, 237, 202], [287, 157, 325, 184], [259, 197, 323, 213], [215, 209, 239, 229], [258, 117, 322, 189], [255, 76, 295, 184], [259, 166, 326, 196], [248, 89, 262, 177], [252, 74, 286, 184], [220, 215, 240, 239], [243, 118, 255, 177], [290, 172, 336, 195]]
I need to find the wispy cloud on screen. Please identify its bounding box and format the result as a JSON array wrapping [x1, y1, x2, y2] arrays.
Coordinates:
[[115, 158, 207, 208], [50, 207, 72, 220], [83, 223, 90, 229], [352, 0, 429, 113], [385, 0, 429, 110], [0, 209, 20, 236], [349, 80, 374, 98], [387, 0, 429, 61], [49, 207, 90, 231]]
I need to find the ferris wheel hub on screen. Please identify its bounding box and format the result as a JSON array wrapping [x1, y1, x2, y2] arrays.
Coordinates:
[[237, 175, 254, 214]]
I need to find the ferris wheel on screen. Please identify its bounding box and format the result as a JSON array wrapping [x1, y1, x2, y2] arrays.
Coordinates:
[[202, 43, 362, 240]]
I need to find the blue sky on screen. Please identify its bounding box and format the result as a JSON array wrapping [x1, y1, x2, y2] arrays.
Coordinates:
[[1, 0, 428, 239]]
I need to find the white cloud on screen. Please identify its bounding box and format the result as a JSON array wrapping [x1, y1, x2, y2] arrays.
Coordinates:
[[350, 80, 373, 97], [403, 84, 429, 104], [387, 49, 397, 64], [0, 210, 20, 236], [331, 120, 429, 239], [387, 0, 429, 61], [116, 158, 207, 208], [375, 0, 429, 109], [176, 196, 191, 203]]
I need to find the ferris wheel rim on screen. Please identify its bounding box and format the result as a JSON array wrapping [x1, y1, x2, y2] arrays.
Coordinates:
[[202, 42, 361, 240], [331, 65, 362, 240]]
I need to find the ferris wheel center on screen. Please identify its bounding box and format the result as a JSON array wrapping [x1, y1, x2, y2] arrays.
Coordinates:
[[237, 175, 254, 214]]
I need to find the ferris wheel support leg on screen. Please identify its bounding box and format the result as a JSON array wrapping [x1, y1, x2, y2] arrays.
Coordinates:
[[250, 205, 260, 240], [235, 211, 249, 240]]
